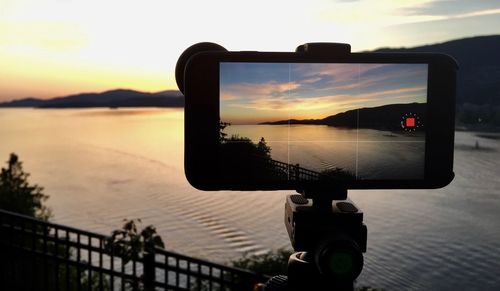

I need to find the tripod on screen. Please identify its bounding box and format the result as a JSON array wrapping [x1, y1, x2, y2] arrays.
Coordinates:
[[264, 189, 367, 291]]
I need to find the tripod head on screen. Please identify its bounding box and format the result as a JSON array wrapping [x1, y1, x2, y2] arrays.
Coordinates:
[[270, 188, 366, 291]]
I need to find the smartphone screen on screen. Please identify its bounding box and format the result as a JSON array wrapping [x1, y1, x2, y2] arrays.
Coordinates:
[[219, 62, 428, 181]]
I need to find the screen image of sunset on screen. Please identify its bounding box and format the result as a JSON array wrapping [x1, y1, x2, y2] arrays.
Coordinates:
[[220, 63, 427, 125], [219, 62, 428, 181]]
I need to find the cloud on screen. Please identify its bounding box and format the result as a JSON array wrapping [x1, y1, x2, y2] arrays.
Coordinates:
[[357, 86, 426, 100], [293, 63, 384, 81], [289, 95, 373, 112], [221, 80, 301, 101], [291, 63, 426, 97], [401, 0, 500, 17], [221, 63, 428, 123], [301, 76, 323, 84], [292, 63, 392, 91], [227, 96, 288, 111], [226, 86, 426, 113], [220, 92, 239, 101]]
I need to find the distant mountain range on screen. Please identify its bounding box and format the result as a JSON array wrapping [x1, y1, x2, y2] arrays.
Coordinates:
[[260, 103, 426, 131], [374, 35, 500, 106], [0, 89, 183, 108], [0, 35, 498, 109]]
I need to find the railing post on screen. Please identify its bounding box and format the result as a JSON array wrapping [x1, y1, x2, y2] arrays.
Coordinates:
[[143, 252, 155, 291]]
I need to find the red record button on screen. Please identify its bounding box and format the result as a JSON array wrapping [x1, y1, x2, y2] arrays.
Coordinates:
[[405, 117, 416, 128], [401, 113, 421, 132]]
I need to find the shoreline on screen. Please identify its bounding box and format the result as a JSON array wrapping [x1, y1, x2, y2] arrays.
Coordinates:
[[1, 107, 499, 133]]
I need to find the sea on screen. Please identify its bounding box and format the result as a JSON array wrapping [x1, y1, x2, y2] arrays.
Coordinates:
[[225, 124, 425, 180], [0, 108, 499, 290]]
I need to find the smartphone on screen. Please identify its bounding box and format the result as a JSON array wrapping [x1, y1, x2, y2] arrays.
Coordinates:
[[183, 51, 457, 191]]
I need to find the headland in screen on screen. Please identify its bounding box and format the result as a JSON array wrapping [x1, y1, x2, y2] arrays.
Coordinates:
[[219, 63, 427, 182]]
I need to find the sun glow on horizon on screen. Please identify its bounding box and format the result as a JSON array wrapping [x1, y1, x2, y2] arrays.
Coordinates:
[[1, 0, 499, 101]]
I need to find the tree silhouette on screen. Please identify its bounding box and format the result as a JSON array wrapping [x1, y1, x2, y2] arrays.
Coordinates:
[[219, 120, 231, 143], [257, 137, 271, 157], [104, 219, 165, 290], [0, 153, 51, 220], [104, 218, 165, 264]]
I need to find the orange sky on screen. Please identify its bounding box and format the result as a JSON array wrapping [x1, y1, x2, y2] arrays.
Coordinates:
[[220, 63, 428, 123], [1, 0, 500, 101]]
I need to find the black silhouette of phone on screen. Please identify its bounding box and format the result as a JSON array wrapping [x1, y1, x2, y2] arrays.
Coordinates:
[[183, 48, 457, 191]]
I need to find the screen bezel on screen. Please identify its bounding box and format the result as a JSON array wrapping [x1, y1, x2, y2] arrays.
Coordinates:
[[184, 51, 456, 191]]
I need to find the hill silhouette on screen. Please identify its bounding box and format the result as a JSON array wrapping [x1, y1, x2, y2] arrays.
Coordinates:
[[260, 103, 425, 131], [1, 35, 498, 114], [0, 89, 183, 108], [374, 35, 500, 107]]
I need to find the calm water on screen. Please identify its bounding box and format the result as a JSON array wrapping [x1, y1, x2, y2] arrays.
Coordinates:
[[226, 125, 425, 179], [1, 108, 499, 290]]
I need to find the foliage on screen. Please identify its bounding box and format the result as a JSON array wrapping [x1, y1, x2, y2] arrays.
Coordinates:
[[219, 120, 231, 142], [230, 248, 293, 276], [220, 121, 272, 158], [229, 248, 385, 291], [0, 153, 51, 220], [227, 134, 251, 142], [80, 270, 111, 291], [105, 218, 165, 264], [225, 135, 271, 158], [221, 129, 277, 179], [257, 137, 271, 157], [218, 135, 285, 182]]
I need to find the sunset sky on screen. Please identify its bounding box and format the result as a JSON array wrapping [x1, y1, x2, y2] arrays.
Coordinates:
[[1, 0, 500, 102], [220, 63, 427, 123]]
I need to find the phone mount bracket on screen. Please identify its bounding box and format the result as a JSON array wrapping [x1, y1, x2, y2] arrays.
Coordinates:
[[295, 42, 351, 56], [298, 188, 348, 210], [295, 42, 352, 206]]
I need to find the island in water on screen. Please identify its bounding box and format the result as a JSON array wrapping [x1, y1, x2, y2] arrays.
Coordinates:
[[259, 102, 426, 131], [0, 89, 184, 108]]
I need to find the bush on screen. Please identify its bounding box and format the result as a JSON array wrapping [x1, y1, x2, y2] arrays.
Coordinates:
[[230, 248, 293, 276], [105, 218, 165, 264], [230, 249, 385, 291], [0, 153, 51, 220]]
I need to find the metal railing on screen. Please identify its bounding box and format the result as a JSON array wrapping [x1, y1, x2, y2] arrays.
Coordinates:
[[0, 209, 269, 291], [269, 159, 321, 181]]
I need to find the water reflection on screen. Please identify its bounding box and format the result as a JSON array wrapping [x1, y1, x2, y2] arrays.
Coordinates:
[[226, 124, 425, 179], [0, 108, 499, 290]]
